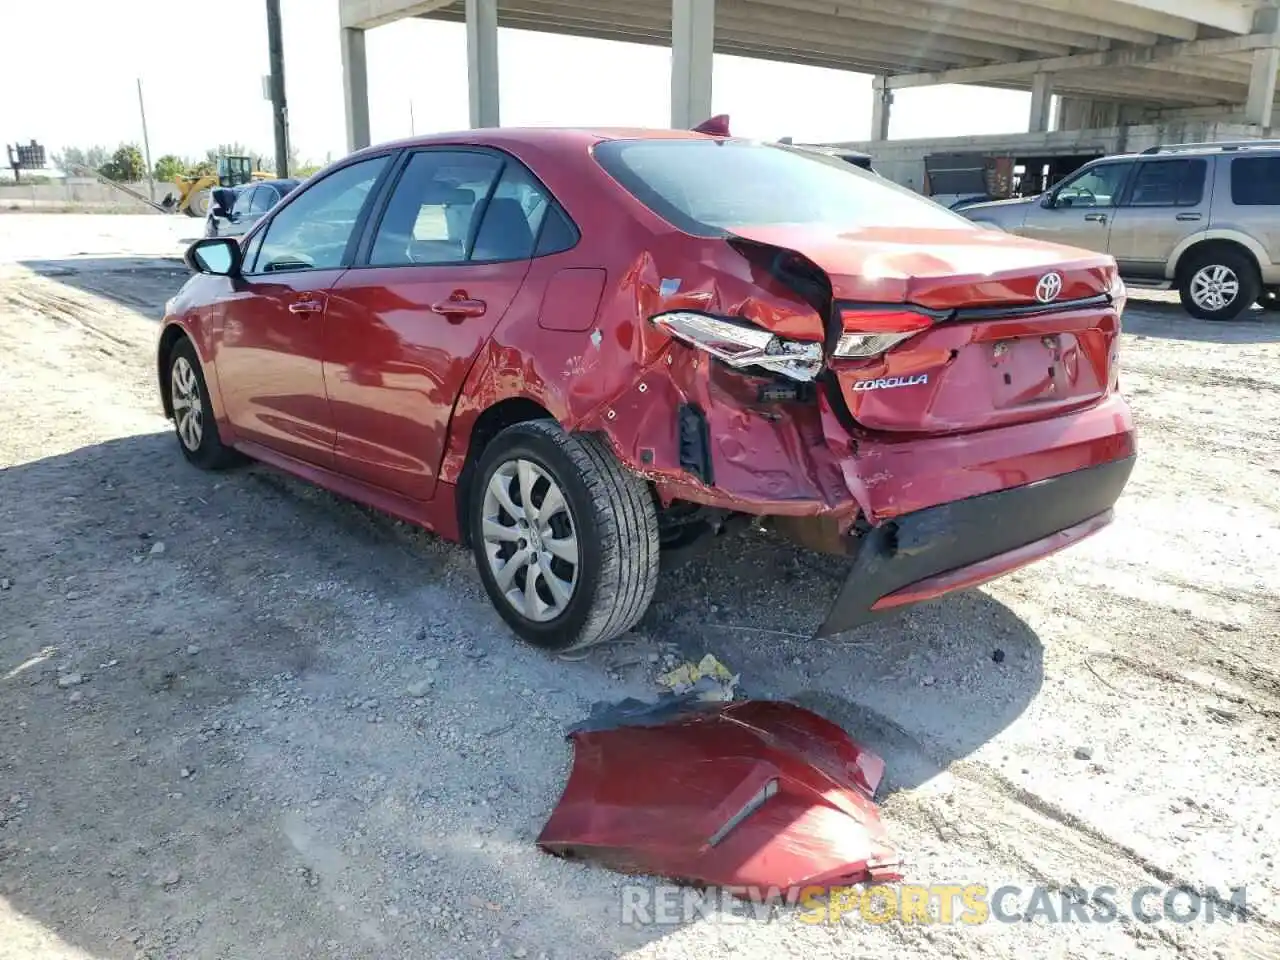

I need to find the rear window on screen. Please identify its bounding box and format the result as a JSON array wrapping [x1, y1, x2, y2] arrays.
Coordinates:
[[593, 139, 967, 236], [1230, 157, 1280, 206]]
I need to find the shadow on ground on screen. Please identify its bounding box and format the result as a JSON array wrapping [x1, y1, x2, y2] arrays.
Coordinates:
[[1125, 295, 1280, 344], [19, 256, 188, 317], [0, 429, 1045, 958]]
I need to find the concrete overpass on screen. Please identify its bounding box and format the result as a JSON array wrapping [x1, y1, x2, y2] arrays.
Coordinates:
[[338, 0, 1280, 151]]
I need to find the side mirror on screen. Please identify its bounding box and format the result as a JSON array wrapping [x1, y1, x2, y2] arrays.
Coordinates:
[[184, 237, 241, 276], [211, 188, 237, 219], [1040, 193, 1056, 209]]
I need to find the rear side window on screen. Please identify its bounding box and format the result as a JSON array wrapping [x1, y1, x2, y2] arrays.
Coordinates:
[[1230, 157, 1280, 206], [593, 139, 966, 237], [369, 151, 503, 266], [1127, 159, 1206, 207], [369, 149, 574, 265]]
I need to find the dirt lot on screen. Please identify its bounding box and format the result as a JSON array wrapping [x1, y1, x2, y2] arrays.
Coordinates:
[[1, 213, 1278, 960]]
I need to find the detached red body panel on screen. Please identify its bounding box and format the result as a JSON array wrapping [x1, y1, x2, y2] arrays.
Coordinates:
[[538, 700, 901, 892]]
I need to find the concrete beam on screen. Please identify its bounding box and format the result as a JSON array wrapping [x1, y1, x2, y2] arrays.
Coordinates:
[[341, 27, 371, 152], [1245, 45, 1280, 125], [1008, 0, 1199, 41], [466, 0, 500, 128], [671, 0, 714, 129], [918, 0, 1165, 45], [1028, 74, 1053, 133], [1109, 0, 1256, 35], [341, 0, 452, 30], [733, 0, 1086, 55], [884, 31, 1280, 89]]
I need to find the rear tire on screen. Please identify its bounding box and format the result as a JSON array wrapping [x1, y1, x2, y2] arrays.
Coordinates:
[[1178, 247, 1259, 321], [167, 338, 241, 471], [468, 420, 659, 652]]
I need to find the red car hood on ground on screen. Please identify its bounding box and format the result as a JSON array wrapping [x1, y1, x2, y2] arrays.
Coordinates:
[[728, 224, 1117, 313]]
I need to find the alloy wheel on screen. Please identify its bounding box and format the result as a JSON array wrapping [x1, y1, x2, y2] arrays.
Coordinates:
[[1189, 265, 1240, 312], [171, 356, 204, 452], [480, 458, 579, 622]]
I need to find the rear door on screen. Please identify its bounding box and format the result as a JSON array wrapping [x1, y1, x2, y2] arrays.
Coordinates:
[[1106, 157, 1210, 279], [1019, 159, 1135, 253], [215, 155, 392, 466], [322, 148, 561, 500]]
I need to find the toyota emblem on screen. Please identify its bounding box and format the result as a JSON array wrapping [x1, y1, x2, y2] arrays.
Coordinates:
[[1035, 272, 1063, 303]]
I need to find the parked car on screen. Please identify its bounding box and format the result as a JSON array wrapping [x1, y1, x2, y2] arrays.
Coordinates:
[[158, 128, 1136, 652], [205, 178, 300, 238], [961, 140, 1280, 321]]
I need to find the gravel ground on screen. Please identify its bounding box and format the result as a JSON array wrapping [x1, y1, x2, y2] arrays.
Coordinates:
[[1, 214, 1278, 960]]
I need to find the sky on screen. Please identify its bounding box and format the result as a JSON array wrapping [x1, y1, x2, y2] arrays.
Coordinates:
[[0, 0, 1034, 169]]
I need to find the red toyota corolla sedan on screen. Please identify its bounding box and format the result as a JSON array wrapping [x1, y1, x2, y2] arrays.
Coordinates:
[[158, 127, 1136, 652]]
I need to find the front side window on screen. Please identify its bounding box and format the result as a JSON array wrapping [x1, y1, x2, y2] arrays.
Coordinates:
[[254, 155, 389, 274], [593, 138, 968, 237], [250, 185, 278, 214], [1127, 159, 1206, 207], [231, 187, 256, 219], [1230, 156, 1280, 206], [1055, 162, 1133, 209]]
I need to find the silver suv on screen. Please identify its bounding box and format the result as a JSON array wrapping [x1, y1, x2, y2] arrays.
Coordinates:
[[962, 141, 1280, 321]]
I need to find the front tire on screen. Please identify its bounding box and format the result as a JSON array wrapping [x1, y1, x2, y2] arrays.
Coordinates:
[[167, 338, 240, 470], [468, 420, 659, 652], [1179, 248, 1259, 321]]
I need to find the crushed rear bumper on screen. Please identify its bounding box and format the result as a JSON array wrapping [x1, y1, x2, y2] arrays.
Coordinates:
[[816, 454, 1135, 637]]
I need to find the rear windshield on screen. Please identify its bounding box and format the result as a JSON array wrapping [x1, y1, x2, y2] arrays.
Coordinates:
[[593, 138, 968, 236]]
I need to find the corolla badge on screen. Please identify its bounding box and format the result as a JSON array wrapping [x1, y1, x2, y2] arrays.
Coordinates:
[[852, 373, 929, 392], [1035, 271, 1063, 303]]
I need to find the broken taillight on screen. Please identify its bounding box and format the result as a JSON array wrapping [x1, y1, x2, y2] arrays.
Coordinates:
[[833, 308, 936, 359], [651, 310, 824, 382]]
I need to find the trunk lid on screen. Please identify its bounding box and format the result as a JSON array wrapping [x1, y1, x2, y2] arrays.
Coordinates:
[[729, 224, 1122, 435]]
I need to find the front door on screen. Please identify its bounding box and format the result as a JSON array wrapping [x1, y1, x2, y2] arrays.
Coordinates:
[[1020, 159, 1136, 254], [215, 154, 391, 466], [1106, 157, 1211, 279], [322, 148, 555, 500]]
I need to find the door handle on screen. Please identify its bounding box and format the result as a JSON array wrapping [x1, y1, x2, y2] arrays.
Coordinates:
[[1176, 213, 1203, 221], [430, 297, 487, 318], [288, 299, 325, 315], [1084, 213, 1108, 223]]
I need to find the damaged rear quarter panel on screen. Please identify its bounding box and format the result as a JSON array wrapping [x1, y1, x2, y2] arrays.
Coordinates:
[[439, 215, 862, 524]]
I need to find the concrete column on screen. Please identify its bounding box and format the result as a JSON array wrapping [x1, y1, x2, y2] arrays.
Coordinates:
[[341, 27, 371, 153], [670, 0, 714, 129], [1245, 46, 1280, 128], [1028, 73, 1054, 133], [466, 0, 500, 128], [871, 76, 892, 141]]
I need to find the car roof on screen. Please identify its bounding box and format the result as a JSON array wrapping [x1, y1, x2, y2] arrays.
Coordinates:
[[345, 126, 738, 161]]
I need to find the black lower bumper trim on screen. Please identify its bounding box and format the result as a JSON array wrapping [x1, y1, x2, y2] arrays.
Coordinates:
[[816, 455, 1136, 637]]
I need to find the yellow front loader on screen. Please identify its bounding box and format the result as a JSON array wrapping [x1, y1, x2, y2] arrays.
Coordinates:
[[162, 155, 276, 218]]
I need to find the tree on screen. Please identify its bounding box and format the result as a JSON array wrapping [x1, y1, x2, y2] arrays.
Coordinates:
[[152, 155, 187, 181], [52, 145, 109, 173], [100, 144, 146, 182]]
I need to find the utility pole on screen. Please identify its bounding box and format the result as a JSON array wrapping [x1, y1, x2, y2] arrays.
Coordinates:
[[136, 78, 155, 199], [265, 0, 290, 178]]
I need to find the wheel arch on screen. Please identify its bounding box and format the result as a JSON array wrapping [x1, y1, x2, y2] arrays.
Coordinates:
[[1169, 233, 1266, 282], [157, 323, 191, 420], [453, 396, 558, 547]]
